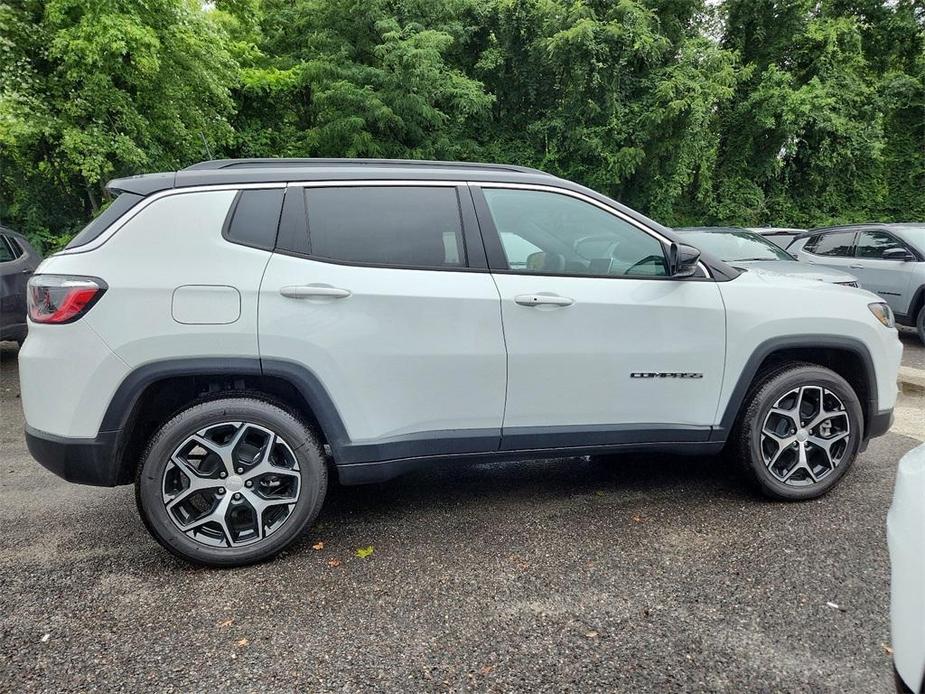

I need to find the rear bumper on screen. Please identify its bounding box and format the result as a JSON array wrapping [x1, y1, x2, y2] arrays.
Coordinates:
[[25, 425, 123, 486]]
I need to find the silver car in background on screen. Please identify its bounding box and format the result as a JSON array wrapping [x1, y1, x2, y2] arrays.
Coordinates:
[[790, 224, 925, 344], [889, 442, 925, 693], [674, 227, 860, 286]]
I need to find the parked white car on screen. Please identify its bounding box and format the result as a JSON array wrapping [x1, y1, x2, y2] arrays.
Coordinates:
[[889, 442, 925, 693], [20, 158, 903, 566]]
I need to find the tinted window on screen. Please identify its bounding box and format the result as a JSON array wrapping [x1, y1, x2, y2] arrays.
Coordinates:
[[224, 188, 285, 250], [7, 237, 23, 257], [482, 188, 667, 277], [66, 192, 145, 249], [305, 187, 465, 268], [804, 231, 854, 257], [0, 237, 13, 262], [855, 230, 906, 259]]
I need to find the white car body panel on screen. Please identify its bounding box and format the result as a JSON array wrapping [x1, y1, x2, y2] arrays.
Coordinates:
[[259, 254, 507, 442], [491, 273, 726, 428], [715, 269, 902, 418], [19, 190, 270, 437], [888, 442, 925, 693]]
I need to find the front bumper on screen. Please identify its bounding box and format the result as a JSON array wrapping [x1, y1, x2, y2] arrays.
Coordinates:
[[25, 425, 123, 486]]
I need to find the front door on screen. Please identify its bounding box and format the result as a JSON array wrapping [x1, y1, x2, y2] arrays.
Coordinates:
[[473, 185, 727, 450], [850, 228, 915, 315]]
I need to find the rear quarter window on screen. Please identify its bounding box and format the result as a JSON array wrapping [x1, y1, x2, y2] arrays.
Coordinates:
[[223, 188, 285, 250]]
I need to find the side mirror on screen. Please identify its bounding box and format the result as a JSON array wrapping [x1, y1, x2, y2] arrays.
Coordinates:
[[668, 242, 701, 278], [882, 247, 914, 261]]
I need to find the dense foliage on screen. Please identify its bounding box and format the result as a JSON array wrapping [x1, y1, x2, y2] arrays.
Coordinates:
[[1, 0, 922, 251]]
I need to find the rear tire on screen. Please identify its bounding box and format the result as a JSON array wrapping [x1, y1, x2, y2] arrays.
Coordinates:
[[136, 397, 327, 567], [733, 363, 863, 501]]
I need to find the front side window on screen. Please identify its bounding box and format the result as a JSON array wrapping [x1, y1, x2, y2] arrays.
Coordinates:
[[304, 186, 465, 269], [804, 231, 855, 257], [855, 230, 907, 259], [482, 188, 667, 277]]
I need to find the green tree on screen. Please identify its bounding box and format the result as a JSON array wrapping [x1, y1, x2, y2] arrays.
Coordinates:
[[0, 0, 239, 249]]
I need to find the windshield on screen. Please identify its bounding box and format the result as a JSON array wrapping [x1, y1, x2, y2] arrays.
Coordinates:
[[678, 229, 793, 262], [893, 224, 925, 250]]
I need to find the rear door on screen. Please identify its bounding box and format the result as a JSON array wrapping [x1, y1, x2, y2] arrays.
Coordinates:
[[258, 183, 507, 462], [472, 184, 727, 450], [850, 229, 915, 315]]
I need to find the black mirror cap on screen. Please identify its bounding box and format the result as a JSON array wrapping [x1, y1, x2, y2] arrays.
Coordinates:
[[669, 242, 702, 277], [882, 247, 914, 261]]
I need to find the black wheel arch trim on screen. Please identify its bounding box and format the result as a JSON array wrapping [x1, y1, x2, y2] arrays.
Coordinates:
[[710, 334, 880, 442]]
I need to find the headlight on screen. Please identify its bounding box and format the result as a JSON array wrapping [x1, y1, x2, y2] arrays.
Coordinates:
[[868, 302, 895, 328]]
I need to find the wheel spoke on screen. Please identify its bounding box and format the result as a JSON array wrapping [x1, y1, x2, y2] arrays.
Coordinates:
[[183, 493, 234, 545], [242, 489, 294, 539]]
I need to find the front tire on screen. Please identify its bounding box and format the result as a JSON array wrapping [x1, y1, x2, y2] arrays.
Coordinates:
[[733, 364, 863, 501], [916, 304, 925, 346], [136, 397, 327, 567]]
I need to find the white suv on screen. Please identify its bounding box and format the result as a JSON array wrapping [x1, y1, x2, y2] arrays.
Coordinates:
[[20, 159, 903, 566]]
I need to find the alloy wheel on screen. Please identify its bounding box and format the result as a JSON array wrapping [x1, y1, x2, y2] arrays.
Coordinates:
[[760, 385, 851, 487], [161, 422, 302, 547]]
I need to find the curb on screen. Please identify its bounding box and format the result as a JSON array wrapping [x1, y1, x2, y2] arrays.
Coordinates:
[[898, 366, 925, 395]]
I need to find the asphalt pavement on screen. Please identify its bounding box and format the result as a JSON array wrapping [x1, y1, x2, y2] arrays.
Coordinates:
[[0, 341, 922, 693]]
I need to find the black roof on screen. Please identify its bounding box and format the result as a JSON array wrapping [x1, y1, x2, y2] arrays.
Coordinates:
[[106, 158, 561, 196], [806, 222, 925, 234], [674, 226, 747, 233]]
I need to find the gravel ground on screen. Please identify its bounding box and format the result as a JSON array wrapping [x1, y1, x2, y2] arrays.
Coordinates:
[[900, 328, 924, 371], [0, 342, 921, 693]]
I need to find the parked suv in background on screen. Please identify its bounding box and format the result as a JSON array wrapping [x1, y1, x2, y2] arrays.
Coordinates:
[[0, 226, 41, 345], [674, 226, 858, 286], [791, 224, 925, 343], [20, 159, 902, 566]]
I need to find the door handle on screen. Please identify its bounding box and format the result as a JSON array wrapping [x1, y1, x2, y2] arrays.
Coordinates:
[[279, 285, 351, 299], [514, 293, 574, 307], [849, 265, 863, 269]]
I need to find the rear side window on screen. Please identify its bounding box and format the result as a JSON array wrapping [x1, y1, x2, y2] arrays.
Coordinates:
[[0, 237, 14, 262], [855, 230, 907, 258], [223, 188, 285, 250], [66, 192, 145, 249], [804, 231, 854, 257], [304, 186, 465, 269]]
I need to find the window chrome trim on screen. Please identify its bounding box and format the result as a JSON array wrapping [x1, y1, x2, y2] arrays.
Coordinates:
[[473, 181, 712, 278], [56, 177, 709, 280]]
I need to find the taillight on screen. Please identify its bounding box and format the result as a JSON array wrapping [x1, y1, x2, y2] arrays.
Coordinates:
[[27, 275, 107, 324]]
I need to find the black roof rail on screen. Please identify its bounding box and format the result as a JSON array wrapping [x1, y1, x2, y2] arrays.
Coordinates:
[[807, 222, 888, 233], [183, 157, 549, 176]]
